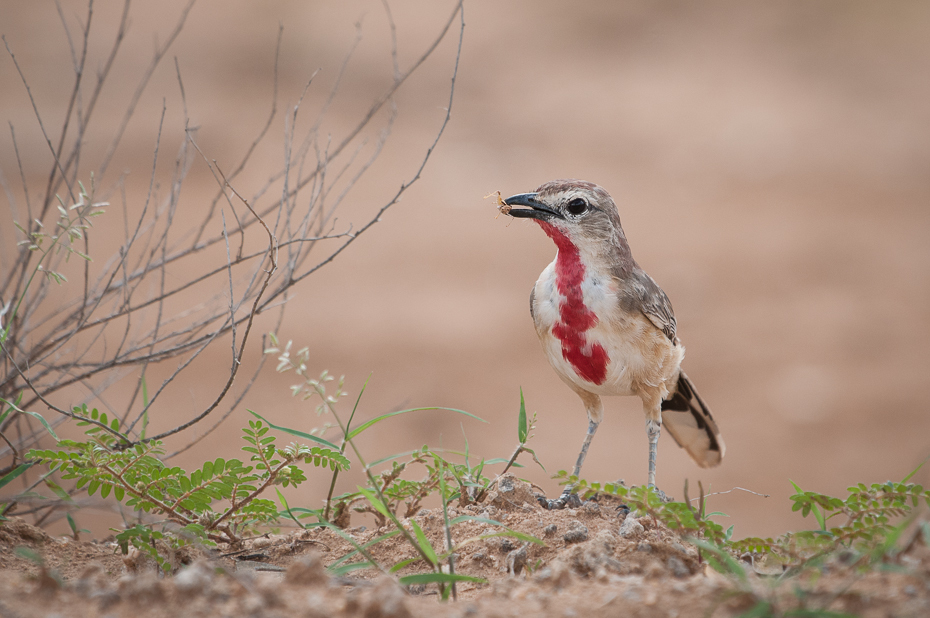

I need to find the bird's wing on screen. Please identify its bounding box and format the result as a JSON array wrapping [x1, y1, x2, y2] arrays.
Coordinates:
[[624, 269, 678, 343], [529, 285, 536, 322]]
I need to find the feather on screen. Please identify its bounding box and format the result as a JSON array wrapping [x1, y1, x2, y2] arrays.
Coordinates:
[[622, 268, 678, 344], [661, 371, 725, 467]]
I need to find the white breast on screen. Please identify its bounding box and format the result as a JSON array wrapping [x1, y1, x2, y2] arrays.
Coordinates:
[[532, 260, 683, 404]]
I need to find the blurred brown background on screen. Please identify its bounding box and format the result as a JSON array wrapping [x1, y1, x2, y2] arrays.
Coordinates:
[[2, 1, 929, 539]]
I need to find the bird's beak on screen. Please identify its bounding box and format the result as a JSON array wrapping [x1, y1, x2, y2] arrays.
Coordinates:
[[503, 192, 562, 220]]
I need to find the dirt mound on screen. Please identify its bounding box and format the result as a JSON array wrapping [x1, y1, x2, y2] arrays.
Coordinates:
[[2, 477, 929, 617]]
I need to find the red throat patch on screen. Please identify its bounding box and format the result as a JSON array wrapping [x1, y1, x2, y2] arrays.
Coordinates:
[[536, 221, 609, 385]]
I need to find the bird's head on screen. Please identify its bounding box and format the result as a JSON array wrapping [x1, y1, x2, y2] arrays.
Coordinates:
[[504, 179, 632, 265]]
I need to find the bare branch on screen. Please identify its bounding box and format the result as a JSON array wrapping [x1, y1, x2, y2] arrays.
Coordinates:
[[1, 1, 466, 515]]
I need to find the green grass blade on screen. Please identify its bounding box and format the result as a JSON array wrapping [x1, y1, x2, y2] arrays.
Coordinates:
[[812, 503, 826, 531], [276, 507, 318, 515], [66, 513, 81, 537], [437, 459, 457, 597], [389, 556, 422, 573], [329, 561, 378, 577], [140, 373, 149, 440], [14, 547, 44, 566], [0, 462, 34, 490], [902, 457, 928, 483], [366, 449, 420, 468], [276, 488, 306, 529], [518, 388, 527, 443], [347, 407, 486, 440], [44, 478, 74, 503], [330, 530, 401, 569], [690, 538, 747, 584], [343, 373, 372, 448], [248, 410, 341, 450], [321, 522, 386, 576], [0, 398, 58, 440], [398, 573, 485, 586], [522, 446, 546, 473], [357, 487, 392, 519], [462, 427, 471, 467], [409, 519, 438, 567], [0, 398, 12, 425]]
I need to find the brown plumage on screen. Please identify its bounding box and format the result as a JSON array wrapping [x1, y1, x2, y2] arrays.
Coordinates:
[[503, 179, 724, 506]]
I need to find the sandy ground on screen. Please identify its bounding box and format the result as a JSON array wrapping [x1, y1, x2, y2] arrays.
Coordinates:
[[2, 476, 930, 617], [1, 0, 929, 546]]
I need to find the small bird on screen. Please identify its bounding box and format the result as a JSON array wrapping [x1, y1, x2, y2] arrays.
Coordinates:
[[502, 179, 724, 508]]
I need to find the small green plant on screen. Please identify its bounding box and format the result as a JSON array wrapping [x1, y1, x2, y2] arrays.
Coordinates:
[[555, 472, 732, 546], [317, 389, 548, 529], [338, 388, 548, 522], [555, 467, 928, 617], [558, 464, 929, 571], [262, 336, 545, 599], [0, 392, 61, 521], [262, 334, 487, 521], [25, 404, 348, 570], [494, 387, 545, 478], [2, 178, 105, 345]]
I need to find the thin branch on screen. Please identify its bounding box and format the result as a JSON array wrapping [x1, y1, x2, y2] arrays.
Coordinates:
[[688, 487, 771, 503], [97, 0, 196, 180], [283, 0, 465, 292], [193, 24, 283, 246], [2, 1, 467, 494], [0, 38, 77, 208], [130, 168, 278, 445], [0, 345, 126, 442], [9, 122, 32, 226]]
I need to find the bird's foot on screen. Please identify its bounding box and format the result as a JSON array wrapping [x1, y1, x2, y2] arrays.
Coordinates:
[[535, 488, 583, 510]]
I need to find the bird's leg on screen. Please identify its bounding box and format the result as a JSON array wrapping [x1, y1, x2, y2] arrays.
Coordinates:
[[573, 418, 600, 478], [645, 418, 660, 488], [546, 419, 599, 509], [542, 419, 599, 510], [538, 393, 603, 510], [645, 417, 672, 501]]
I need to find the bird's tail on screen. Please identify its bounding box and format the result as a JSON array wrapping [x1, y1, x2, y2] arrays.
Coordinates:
[[661, 371, 725, 468]]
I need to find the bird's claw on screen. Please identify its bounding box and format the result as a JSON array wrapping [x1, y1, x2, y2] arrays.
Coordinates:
[[536, 490, 583, 510]]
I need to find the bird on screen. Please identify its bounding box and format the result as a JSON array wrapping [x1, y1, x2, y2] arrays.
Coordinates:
[[502, 179, 724, 508]]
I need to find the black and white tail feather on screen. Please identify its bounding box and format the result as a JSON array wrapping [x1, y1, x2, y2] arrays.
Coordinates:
[[661, 371, 725, 468]]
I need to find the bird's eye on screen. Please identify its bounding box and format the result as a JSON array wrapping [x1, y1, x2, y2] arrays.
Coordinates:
[[566, 198, 588, 216]]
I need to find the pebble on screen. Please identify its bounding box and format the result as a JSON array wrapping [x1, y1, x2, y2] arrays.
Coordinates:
[[506, 544, 528, 576], [175, 562, 213, 594], [500, 538, 517, 553], [619, 516, 645, 538], [285, 553, 327, 586], [666, 556, 690, 578], [562, 520, 589, 544]]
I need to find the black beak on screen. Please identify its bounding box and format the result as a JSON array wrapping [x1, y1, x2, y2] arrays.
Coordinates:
[[503, 192, 562, 220]]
